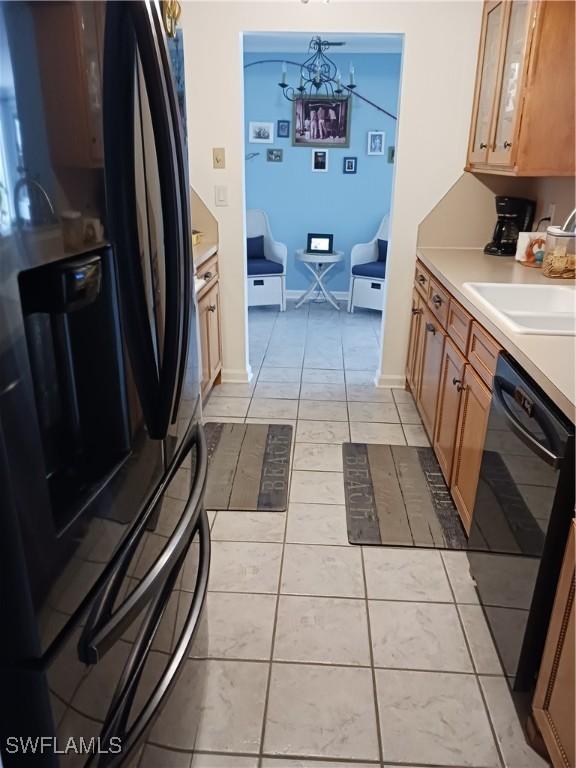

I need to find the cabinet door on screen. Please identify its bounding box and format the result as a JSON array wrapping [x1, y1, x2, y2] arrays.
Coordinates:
[[450, 364, 491, 534], [489, 0, 534, 166], [533, 520, 575, 768], [206, 282, 222, 381], [198, 292, 211, 394], [434, 338, 466, 484], [469, 1, 506, 164], [406, 290, 424, 393], [417, 307, 446, 439]]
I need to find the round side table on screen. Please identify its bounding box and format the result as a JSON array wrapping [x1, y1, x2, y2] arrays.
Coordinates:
[[295, 249, 344, 310]]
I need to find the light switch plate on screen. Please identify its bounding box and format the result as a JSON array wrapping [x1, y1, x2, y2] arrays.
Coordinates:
[[213, 147, 225, 169], [214, 185, 228, 207]]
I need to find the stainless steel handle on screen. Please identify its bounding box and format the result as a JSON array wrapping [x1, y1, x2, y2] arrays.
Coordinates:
[[208, 304, 216, 312], [452, 377, 465, 392], [203, 271, 213, 281], [417, 275, 426, 284], [432, 294, 443, 306], [425, 322, 436, 335], [411, 307, 423, 316], [504, 141, 512, 149], [479, 142, 488, 149]]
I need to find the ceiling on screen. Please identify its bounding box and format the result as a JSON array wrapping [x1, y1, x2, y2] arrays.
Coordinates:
[[243, 32, 403, 54]]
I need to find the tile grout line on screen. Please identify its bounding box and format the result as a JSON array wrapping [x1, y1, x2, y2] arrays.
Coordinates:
[[255, 423, 292, 766], [360, 546, 386, 767], [438, 554, 506, 768]]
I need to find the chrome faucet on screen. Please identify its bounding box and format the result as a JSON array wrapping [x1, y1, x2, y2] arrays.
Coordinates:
[[14, 168, 57, 228]]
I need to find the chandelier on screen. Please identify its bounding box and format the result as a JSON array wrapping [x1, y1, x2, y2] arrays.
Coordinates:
[[278, 36, 355, 102]]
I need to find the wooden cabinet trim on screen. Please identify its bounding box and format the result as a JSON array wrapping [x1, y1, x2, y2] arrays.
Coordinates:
[[533, 520, 575, 768], [447, 299, 473, 355], [416, 306, 447, 439], [427, 277, 450, 329], [450, 363, 491, 534], [197, 254, 219, 299], [414, 263, 431, 300], [468, 320, 502, 389], [434, 338, 467, 483]]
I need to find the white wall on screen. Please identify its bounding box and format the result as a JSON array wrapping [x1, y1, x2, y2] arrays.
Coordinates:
[[181, 1, 483, 385]]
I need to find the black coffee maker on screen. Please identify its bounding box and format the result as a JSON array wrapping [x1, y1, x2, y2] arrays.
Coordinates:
[[484, 196, 536, 256]]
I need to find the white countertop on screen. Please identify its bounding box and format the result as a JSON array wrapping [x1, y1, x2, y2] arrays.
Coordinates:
[[417, 247, 576, 421]]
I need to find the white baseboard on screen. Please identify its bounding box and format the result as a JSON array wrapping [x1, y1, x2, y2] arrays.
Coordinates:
[[221, 367, 253, 384], [285, 289, 350, 301], [375, 372, 406, 389]]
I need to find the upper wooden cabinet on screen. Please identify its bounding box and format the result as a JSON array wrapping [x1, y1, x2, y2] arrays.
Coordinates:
[[466, 1, 575, 176], [33, 2, 105, 168]]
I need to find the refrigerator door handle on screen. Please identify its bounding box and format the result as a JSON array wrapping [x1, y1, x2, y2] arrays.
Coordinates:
[[78, 422, 207, 665], [492, 376, 562, 468], [97, 510, 210, 766], [104, 1, 186, 440]]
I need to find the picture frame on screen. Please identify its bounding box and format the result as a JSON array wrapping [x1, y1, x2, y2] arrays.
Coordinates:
[[277, 120, 290, 139], [249, 121, 274, 144], [267, 149, 283, 162], [343, 157, 357, 174], [311, 149, 329, 172], [367, 131, 385, 155], [293, 96, 351, 148]]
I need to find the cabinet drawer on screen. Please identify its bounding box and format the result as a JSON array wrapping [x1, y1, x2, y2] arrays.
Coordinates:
[[196, 254, 218, 295], [427, 277, 449, 328], [468, 321, 501, 389], [414, 262, 430, 299], [447, 299, 472, 355]]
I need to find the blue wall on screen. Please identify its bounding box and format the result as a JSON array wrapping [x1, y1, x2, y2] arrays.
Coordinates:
[[243, 51, 402, 292]]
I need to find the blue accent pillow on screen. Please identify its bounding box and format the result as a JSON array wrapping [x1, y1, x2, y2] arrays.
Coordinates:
[[247, 235, 265, 259], [377, 239, 388, 263]]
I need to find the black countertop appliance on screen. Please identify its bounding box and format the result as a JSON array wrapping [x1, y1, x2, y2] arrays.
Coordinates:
[[485, 196, 536, 256]]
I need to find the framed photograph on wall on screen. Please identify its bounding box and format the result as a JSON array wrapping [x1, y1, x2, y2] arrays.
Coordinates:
[[267, 149, 283, 162], [367, 131, 385, 155], [277, 120, 290, 139], [293, 97, 351, 147], [343, 157, 357, 174], [249, 122, 274, 143], [311, 150, 329, 172]]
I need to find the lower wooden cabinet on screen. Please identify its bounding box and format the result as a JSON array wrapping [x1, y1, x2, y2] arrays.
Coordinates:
[[198, 280, 222, 397], [434, 337, 467, 484], [417, 307, 446, 438], [533, 520, 575, 768], [450, 364, 491, 534]]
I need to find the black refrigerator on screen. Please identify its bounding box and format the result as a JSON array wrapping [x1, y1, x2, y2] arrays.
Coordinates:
[[0, 2, 210, 765]]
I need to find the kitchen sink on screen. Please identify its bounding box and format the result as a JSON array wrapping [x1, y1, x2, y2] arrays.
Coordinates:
[[463, 282, 576, 336]]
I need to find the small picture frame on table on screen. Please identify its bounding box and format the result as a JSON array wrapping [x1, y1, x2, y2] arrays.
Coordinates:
[[277, 120, 290, 139], [367, 131, 385, 155], [312, 150, 329, 172], [343, 157, 357, 174]]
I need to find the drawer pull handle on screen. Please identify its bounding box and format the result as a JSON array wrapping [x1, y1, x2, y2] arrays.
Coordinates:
[[417, 275, 426, 284], [208, 304, 216, 312], [504, 140, 512, 149], [203, 271, 213, 281], [432, 294, 443, 306], [479, 142, 488, 149], [452, 377, 465, 392], [411, 307, 423, 316], [425, 322, 436, 335]]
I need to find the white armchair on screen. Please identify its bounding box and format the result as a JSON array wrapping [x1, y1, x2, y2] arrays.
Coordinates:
[[348, 213, 389, 313], [246, 209, 287, 311]]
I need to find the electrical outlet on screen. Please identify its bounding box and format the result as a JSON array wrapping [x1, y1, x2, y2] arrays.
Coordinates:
[[213, 147, 225, 169], [547, 203, 556, 224]]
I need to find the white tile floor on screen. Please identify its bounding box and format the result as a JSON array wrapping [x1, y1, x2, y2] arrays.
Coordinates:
[[140, 302, 547, 768]]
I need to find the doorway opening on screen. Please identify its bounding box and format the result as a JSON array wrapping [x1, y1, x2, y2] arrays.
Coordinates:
[[242, 32, 403, 405]]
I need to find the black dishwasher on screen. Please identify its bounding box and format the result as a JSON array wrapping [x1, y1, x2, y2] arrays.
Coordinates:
[[467, 352, 574, 692]]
